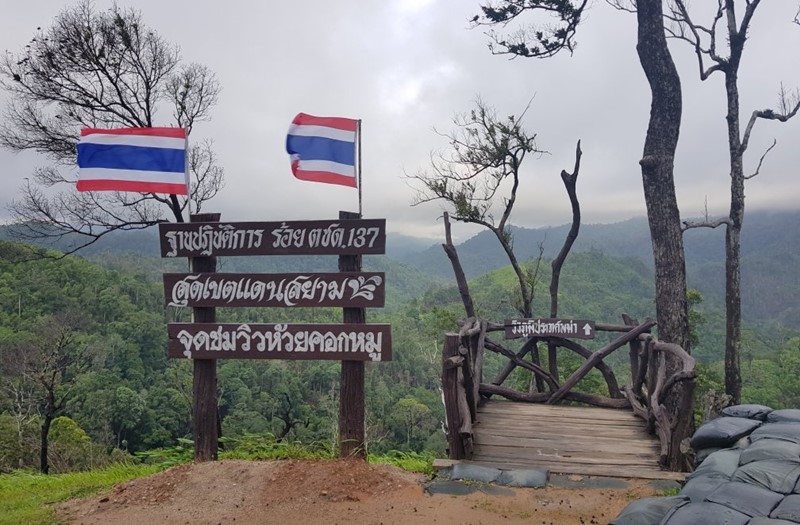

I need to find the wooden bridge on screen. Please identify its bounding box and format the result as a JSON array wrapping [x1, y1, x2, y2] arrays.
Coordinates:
[[440, 317, 695, 480]]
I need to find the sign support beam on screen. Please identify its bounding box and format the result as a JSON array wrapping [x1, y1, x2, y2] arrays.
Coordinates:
[[190, 213, 220, 462], [338, 210, 366, 459]]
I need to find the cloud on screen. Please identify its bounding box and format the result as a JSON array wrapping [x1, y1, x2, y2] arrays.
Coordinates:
[[0, 0, 798, 242]]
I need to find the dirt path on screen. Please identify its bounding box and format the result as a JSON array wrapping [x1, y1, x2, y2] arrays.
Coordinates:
[[58, 459, 664, 525]]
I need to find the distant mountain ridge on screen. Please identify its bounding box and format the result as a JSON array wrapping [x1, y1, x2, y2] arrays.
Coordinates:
[[395, 210, 800, 328], [2, 210, 798, 326]]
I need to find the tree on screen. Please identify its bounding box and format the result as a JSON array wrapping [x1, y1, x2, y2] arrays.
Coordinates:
[[7, 313, 92, 473], [411, 98, 546, 319], [474, 0, 694, 469], [0, 1, 223, 255], [669, 1, 800, 404]]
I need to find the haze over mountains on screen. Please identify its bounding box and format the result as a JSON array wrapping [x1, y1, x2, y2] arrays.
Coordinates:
[[2, 210, 798, 328]]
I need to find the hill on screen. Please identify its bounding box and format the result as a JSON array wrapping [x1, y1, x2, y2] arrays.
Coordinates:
[[397, 210, 800, 328]]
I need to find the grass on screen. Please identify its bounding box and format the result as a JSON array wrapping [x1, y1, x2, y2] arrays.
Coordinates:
[[0, 463, 162, 525]]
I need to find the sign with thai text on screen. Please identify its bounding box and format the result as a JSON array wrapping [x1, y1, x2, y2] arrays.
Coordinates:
[[159, 219, 386, 257], [504, 318, 595, 340], [168, 323, 392, 362], [163, 272, 385, 308]]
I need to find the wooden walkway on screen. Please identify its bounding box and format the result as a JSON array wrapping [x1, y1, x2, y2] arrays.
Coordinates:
[[458, 400, 684, 481]]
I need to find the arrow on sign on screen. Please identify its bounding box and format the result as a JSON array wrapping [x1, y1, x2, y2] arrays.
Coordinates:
[[583, 323, 593, 336]]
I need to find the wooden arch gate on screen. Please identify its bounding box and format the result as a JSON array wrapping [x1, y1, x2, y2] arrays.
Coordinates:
[[440, 316, 695, 480]]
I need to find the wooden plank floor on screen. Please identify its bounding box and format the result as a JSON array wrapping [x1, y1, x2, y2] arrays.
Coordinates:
[[466, 400, 684, 481]]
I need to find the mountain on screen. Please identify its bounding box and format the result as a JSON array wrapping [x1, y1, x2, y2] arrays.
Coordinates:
[[3, 210, 798, 326], [396, 210, 800, 328]]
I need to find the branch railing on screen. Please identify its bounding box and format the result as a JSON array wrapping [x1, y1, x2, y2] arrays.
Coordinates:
[[441, 315, 696, 471]]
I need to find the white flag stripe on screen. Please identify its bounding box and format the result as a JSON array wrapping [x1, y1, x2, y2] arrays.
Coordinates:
[[288, 125, 356, 143], [78, 168, 188, 183], [298, 159, 356, 177], [80, 134, 187, 149]]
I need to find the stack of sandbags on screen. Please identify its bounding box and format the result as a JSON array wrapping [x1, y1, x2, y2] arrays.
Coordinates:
[[612, 405, 800, 525]]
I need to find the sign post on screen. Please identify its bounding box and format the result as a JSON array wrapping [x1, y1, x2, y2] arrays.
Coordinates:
[[159, 213, 390, 462], [189, 212, 220, 462], [339, 210, 366, 458]]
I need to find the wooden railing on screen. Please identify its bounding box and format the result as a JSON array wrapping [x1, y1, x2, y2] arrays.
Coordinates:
[[441, 316, 696, 471]]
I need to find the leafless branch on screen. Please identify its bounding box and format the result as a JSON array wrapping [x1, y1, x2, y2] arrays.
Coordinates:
[[682, 197, 731, 231], [744, 138, 777, 180], [669, 0, 726, 80], [741, 84, 800, 153]]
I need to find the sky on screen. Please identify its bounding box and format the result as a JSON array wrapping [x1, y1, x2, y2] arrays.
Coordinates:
[[0, 1, 798, 242]]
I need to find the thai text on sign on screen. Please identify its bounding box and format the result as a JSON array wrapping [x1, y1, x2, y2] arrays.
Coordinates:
[[504, 318, 596, 340], [163, 272, 384, 308], [168, 323, 392, 362], [159, 219, 386, 257]]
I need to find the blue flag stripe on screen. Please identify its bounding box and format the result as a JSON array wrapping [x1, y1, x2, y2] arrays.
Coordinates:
[[77, 143, 186, 173], [286, 135, 355, 166]]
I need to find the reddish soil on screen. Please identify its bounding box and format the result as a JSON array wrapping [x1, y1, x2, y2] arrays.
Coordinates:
[[58, 459, 662, 525]]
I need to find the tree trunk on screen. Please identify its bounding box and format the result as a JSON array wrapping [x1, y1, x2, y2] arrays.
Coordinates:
[[724, 69, 744, 404], [636, 1, 689, 353], [636, 0, 693, 471], [40, 413, 52, 474], [338, 211, 367, 459]]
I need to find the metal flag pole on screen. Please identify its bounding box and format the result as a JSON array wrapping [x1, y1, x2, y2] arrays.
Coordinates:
[[357, 119, 362, 218]]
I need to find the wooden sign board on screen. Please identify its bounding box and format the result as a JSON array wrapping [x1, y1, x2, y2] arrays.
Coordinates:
[[168, 323, 392, 362], [163, 272, 385, 308], [504, 318, 596, 340], [159, 219, 386, 257]]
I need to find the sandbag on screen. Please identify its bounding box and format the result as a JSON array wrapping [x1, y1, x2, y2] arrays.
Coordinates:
[[740, 439, 800, 466], [696, 447, 723, 466], [660, 501, 750, 525], [768, 410, 800, 424], [722, 404, 774, 421], [771, 495, 800, 522], [689, 449, 743, 481], [733, 459, 800, 494], [704, 481, 783, 517], [608, 496, 688, 525], [680, 475, 729, 503], [751, 424, 800, 444], [691, 417, 763, 450]]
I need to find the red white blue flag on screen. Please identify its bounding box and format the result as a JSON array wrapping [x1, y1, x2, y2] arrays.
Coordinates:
[[76, 127, 188, 195], [286, 113, 358, 188]]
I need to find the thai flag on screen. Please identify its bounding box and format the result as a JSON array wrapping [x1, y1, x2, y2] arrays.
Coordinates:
[[76, 127, 189, 195], [286, 113, 358, 188]]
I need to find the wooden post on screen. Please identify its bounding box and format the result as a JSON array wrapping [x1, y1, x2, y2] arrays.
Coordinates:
[[442, 334, 466, 459], [338, 210, 366, 459], [190, 212, 220, 462]]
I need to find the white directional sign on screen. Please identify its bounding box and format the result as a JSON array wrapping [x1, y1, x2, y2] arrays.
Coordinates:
[[504, 318, 596, 340]]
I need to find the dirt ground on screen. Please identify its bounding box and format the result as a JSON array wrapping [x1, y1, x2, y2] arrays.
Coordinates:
[[58, 459, 664, 525]]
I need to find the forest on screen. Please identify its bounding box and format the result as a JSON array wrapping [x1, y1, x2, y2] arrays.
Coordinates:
[[1, 211, 799, 473]]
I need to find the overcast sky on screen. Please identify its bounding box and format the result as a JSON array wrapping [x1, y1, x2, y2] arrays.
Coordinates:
[[0, 1, 798, 241]]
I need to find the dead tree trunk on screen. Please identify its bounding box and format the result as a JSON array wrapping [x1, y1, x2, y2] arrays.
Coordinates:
[[548, 140, 582, 378]]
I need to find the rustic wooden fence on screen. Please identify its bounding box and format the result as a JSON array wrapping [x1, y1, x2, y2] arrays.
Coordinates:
[[442, 316, 696, 471]]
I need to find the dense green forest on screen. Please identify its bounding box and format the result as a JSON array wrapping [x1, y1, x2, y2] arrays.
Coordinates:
[[1, 212, 799, 473]]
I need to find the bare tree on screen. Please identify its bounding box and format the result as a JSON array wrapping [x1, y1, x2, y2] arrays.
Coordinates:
[[668, 0, 800, 404], [412, 98, 545, 319], [0, 1, 223, 255]]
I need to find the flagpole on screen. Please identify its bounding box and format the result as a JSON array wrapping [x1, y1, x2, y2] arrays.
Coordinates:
[[357, 119, 362, 218]]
